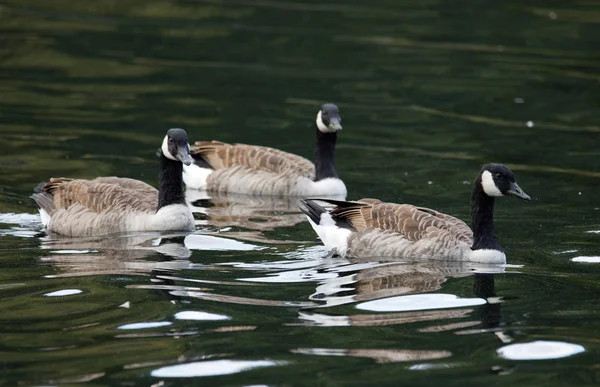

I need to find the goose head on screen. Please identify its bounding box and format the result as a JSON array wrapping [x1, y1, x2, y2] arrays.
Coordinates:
[[480, 164, 530, 200], [316, 103, 342, 133], [161, 128, 193, 165]]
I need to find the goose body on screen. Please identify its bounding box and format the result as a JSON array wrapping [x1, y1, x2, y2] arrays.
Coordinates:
[[32, 128, 195, 237], [300, 164, 531, 263], [183, 104, 347, 198]]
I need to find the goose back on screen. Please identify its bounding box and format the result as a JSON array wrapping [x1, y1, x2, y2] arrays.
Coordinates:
[[192, 141, 315, 177], [331, 200, 472, 241], [33, 177, 162, 236]]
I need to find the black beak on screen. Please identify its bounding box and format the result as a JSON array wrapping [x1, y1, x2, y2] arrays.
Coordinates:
[[176, 145, 193, 166], [328, 116, 342, 131], [507, 182, 531, 201]]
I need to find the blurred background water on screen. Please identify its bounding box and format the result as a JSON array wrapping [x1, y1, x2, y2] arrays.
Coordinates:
[[1, 0, 600, 386]]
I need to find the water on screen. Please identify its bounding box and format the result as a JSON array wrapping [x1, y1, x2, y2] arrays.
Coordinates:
[[1, 0, 600, 385]]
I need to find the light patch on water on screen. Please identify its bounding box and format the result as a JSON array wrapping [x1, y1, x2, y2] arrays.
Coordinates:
[[409, 363, 454, 371], [151, 359, 283, 378], [0, 213, 43, 238], [497, 340, 584, 360], [281, 245, 334, 260], [586, 230, 600, 234], [0, 212, 41, 225], [356, 293, 486, 312], [174, 311, 231, 321], [572, 256, 600, 263], [43, 289, 83, 297], [552, 249, 578, 254], [504, 263, 524, 269], [0, 227, 40, 238], [239, 268, 338, 283], [184, 234, 261, 251], [292, 347, 451, 363], [468, 264, 509, 273], [119, 301, 131, 308], [298, 311, 350, 327], [117, 321, 172, 330], [230, 258, 324, 271], [326, 261, 388, 273], [0, 283, 25, 290]]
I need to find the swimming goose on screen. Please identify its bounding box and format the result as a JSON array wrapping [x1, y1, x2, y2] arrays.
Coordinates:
[[183, 103, 347, 197], [300, 164, 530, 263], [32, 128, 195, 237]]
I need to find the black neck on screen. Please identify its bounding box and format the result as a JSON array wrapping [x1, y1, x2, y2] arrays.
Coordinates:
[[470, 176, 502, 251], [314, 127, 339, 181], [157, 154, 186, 211]]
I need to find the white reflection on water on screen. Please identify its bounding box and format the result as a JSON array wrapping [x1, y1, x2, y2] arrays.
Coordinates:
[[292, 347, 452, 363], [0, 212, 41, 225], [174, 311, 231, 321], [571, 256, 600, 263], [0, 212, 43, 238], [239, 267, 339, 283], [409, 363, 455, 370], [497, 340, 584, 360], [151, 359, 284, 378], [184, 234, 262, 251], [43, 289, 82, 297], [117, 321, 172, 330], [356, 293, 486, 312]]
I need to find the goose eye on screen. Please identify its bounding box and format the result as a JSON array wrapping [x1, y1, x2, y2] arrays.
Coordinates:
[[495, 173, 503, 179], [169, 138, 173, 143]]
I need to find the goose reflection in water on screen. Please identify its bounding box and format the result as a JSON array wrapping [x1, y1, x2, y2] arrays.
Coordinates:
[[39, 231, 261, 278], [186, 189, 344, 244], [296, 261, 510, 341]]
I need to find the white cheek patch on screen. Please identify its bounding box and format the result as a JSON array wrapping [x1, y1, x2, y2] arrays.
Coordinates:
[[161, 135, 177, 161], [316, 110, 330, 133], [481, 170, 503, 197]]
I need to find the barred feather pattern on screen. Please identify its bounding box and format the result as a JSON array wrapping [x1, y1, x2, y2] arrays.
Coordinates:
[[334, 201, 475, 260], [191, 141, 315, 178]]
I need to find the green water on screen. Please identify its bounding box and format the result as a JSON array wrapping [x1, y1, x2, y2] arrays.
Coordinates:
[[1, 0, 600, 385]]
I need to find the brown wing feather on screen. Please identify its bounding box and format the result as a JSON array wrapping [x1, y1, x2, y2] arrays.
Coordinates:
[[43, 177, 158, 214], [190, 141, 314, 178], [332, 201, 472, 243]]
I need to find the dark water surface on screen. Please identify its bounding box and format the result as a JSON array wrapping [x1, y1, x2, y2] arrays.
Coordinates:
[[1, 0, 600, 385]]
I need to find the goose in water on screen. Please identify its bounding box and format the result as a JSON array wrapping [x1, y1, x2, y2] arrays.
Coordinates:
[[300, 164, 530, 263], [183, 103, 346, 197], [32, 128, 195, 237]]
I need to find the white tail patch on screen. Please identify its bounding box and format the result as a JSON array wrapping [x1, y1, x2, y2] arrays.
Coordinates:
[[306, 213, 351, 257], [183, 163, 213, 189], [38, 209, 51, 228], [481, 170, 503, 197]]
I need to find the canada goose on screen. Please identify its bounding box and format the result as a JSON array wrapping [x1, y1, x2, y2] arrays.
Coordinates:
[[300, 164, 531, 263], [31, 128, 195, 237], [182, 103, 346, 197]]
